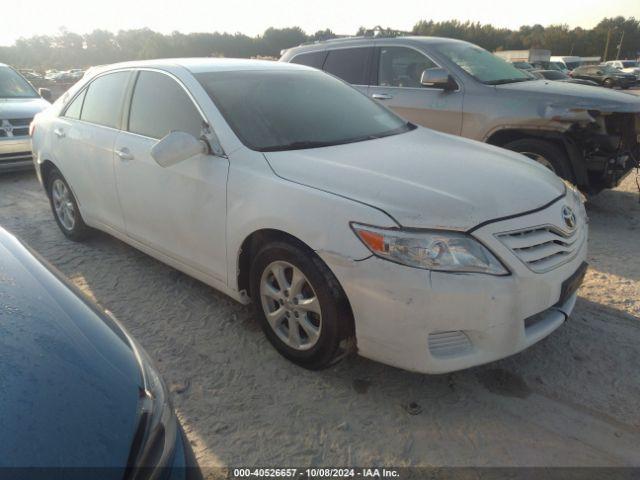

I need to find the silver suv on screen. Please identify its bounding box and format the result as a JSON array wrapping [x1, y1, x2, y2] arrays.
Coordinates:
[[0, 64, 50, 172], [281, 36, 640, 193]]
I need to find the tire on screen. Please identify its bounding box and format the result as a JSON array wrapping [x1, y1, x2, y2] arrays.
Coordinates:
[[503, 138, 574, 182], [47, 169, 91, 241], [249, 240, 353, 370], [603, 78, 614, 88]]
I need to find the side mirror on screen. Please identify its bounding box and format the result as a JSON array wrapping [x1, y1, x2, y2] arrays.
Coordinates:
[[151, 131, 208, 168], [420, 68, 457, 91], [38, 88, 52, 102]]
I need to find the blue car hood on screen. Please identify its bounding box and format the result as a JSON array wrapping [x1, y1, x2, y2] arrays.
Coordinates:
[[0, 230, 141, 472]]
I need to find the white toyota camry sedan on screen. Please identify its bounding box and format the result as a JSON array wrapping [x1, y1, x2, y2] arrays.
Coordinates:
[[31, 59, 588, 374]]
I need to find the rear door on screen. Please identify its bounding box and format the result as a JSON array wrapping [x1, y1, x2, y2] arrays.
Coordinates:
[[321, 47, 373, 95], [368, 45, 463, 135], [50, 71, 131, 231], [113, 69, 229, 281]]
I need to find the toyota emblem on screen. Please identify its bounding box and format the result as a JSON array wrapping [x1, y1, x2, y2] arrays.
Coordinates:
[[561, 206, 577, 230]]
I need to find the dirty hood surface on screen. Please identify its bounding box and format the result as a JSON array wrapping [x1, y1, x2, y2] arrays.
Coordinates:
[[0, 97, 50, 119], [496, 79, 640, 113], [0, 231, 140, 472], [264, 127, 565, 230]]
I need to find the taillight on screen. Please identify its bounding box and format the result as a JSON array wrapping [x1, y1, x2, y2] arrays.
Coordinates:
[[29, 121, 36, 137]]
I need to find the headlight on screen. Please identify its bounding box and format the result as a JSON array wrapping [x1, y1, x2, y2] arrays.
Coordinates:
[[351, 223, 508, 275], [131, 339, 178, 469]]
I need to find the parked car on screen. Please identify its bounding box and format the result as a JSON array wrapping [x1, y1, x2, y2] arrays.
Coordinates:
[[570, 65, 636, 89], [511, 61, 534, 70], [550, 56, 582, 72], [529, 60, 562, 71], [281, 36, 640, 192], [532, 69, 599, 86], [0, 63, 51, 172], [32, 59, 589, 374], [0, 227, 200, 477], [602, 60, 640, 79]]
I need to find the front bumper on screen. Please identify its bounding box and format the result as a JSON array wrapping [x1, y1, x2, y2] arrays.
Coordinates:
[[0, 136, 33, 172], [325, 196, 588, 374]]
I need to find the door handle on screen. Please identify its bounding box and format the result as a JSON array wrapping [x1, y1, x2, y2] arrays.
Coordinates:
[[115, 147, 134, 161], [53, 128, 65, 138], [372, 93, 393, 100]]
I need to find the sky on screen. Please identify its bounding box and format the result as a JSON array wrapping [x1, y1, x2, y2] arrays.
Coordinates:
[[2, 0, 638, 46]]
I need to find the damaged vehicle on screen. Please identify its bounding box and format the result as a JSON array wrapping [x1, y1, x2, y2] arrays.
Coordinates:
[[32, 59, 588, 374], [281, 37, 640, 193]]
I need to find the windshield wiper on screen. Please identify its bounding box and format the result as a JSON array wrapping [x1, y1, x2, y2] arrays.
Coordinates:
[[260, 140, 336, 152], [259, 123, 414, 152], [485, 77, 534, 85]]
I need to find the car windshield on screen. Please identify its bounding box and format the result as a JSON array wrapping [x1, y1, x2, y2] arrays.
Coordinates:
[[565, 61, 581, 70], [196, 69, 412, 152], [0, 66, 39, 98], [433, 43, 533, 84], [620, 61, 637, 68]]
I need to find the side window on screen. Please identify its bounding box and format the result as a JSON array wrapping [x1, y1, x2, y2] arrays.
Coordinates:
[[128, 71, 203, 140], [378, 47, 437, 87], [290, 51, 327, 69], [323, 47, 371, 85], [63, 89, 86, 119], [80, 71, 130, 128]]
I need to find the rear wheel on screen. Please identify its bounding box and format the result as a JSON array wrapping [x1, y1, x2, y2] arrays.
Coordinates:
[[250, 241, 352, 370], [47, 169, 91, 241], [503, 138, 574, 182]]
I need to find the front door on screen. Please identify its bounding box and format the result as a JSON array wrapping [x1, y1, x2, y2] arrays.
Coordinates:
[[368, 46, 464, 135], [113, 70, 229, 281]]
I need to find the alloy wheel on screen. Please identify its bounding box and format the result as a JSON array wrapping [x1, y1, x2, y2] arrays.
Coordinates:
[[259, 260, 322, 351], [51, 179, 76, 231]]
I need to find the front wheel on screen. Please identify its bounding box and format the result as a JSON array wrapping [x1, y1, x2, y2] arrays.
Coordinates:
[[503, 138, 574, 182], [603, 78, 614, 88], [47, 169, 91, 241], [250, 241, 352, 370]]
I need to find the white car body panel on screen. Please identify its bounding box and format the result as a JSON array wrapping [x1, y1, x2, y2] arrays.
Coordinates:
[[31, 58, 588, 374], [264, 127, 565, 231]]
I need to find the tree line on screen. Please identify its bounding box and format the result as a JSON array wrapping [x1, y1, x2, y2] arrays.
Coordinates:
[[1, 16, 638, 71]]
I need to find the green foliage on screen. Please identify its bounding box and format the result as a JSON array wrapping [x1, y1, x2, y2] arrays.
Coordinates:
[[413, 16, 639, 59], [1, 17, 638, 70]]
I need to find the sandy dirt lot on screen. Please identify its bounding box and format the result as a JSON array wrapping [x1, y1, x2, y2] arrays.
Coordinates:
[[1, 170, 639, 472]]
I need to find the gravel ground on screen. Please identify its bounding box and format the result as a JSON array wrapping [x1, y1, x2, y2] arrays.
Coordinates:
[[1, 170, 639, 472]]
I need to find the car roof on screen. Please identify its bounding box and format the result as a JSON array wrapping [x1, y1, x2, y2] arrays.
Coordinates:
[[282, 36, 471, 56], [92, 57, 312, 76]]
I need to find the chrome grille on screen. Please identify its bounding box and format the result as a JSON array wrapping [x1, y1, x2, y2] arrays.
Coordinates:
[[0, 118, 33, 138], [497, 224, 585, 273]]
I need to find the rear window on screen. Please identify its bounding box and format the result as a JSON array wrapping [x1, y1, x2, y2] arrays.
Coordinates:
[[323, 47, 372, 85], [290, 51, 327, 69], [80, 71, 130, 129]]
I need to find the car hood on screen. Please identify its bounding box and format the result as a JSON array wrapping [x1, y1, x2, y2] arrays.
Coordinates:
[[495, 79, 640, 113], [264, 127, 565, 231], [0, 97, 50, 119], [0, 231, 141, 473]]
